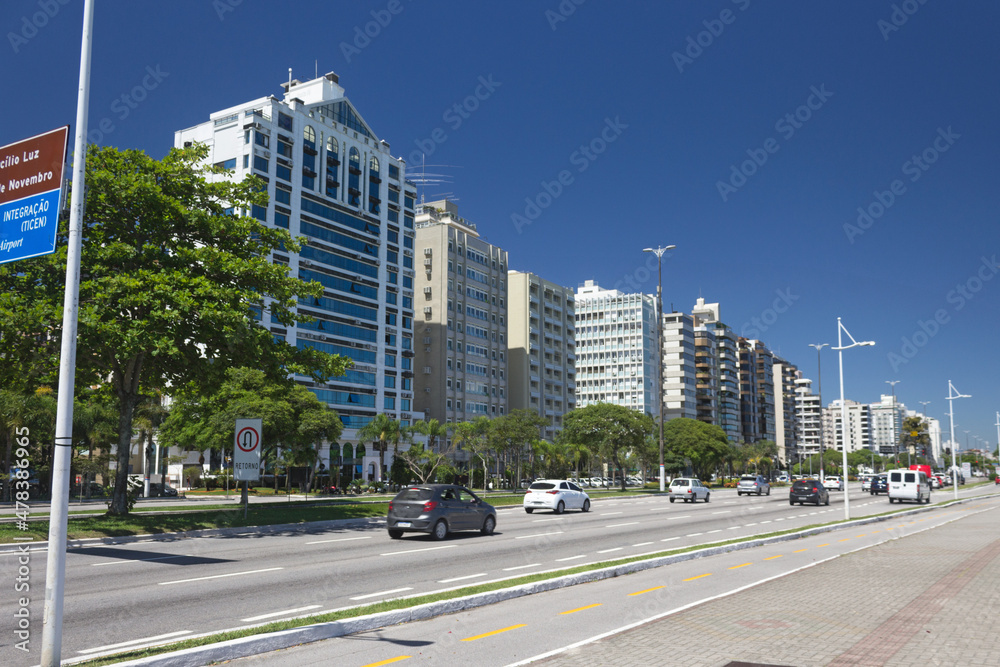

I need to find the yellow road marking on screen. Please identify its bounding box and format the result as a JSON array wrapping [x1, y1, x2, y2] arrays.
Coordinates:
[[839, 538, 851, 542], [560, 603, 602, 615], [629, 586, 664, 596], [856, 534, 867, 538], [793, 549, 808, 553], [462, 625, 527, 642], [764, 555, 783, 561], [361, 657, 410, 667], [817, 543, 830, 547], [728, 563, 751, 570], [683, 573, 712, 582]]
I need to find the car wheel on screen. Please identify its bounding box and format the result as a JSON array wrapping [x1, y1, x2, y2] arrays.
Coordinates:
[[582, 499, 591, 513], [525, 508, 533, 514], [431, 520, 448, 541], [757, 489, 762, 496], [388, 529, 403, 539], [789, 500, 795, 506], [555, 501, 565, 515], [481, 515, 496, 535], [669, 497, 675, 503], [705, 493, 710, 503], [825, 496, 830, 506], [766, 488, 770, 496]]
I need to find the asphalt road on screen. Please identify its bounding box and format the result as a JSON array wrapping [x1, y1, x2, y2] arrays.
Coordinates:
[[0, 483, 990, 663]]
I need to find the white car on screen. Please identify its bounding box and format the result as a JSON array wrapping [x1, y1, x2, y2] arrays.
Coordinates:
[[668, 477, 710, 503], [523, 480, 590, 514], [824, 475, 844, 491]]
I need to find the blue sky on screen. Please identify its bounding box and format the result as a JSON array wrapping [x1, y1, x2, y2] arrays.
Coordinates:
[[4, 0, 998, 452]]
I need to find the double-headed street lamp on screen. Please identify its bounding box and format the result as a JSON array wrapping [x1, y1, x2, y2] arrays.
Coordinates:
[[946, 381, 971, 500], [808, 343, 828, 480], [885, 380, 900, 466], [833, 318, 875, 521], [643, 244, 676, 493]]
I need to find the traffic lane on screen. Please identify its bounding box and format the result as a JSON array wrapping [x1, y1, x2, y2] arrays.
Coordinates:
[[220, 497, 998, 667]]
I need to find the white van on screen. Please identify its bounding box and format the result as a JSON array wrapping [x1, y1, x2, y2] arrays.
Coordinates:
[[887, 469, 931, 504]]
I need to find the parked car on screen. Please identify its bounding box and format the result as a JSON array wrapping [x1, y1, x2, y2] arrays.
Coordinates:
[[776, 475, 789, 483], [524, 480, 590, 514], [888, 469, 931, 505], [824, 475, 844, 491], [789, 479, 830, 506], [668, 477, 710, 503], [870, 474, 888, 495], [736, 475, 771, 496], [386, 484, 496, 540]]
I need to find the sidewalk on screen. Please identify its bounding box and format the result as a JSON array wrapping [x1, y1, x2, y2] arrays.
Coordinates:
[[539, 500, 1000, 667]]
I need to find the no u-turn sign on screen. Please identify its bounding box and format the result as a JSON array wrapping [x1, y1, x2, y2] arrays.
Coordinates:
[[234, 418, 262, 481]]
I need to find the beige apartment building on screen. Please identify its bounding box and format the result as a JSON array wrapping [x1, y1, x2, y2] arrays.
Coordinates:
[[413, 201, 508, 460], [507, 271, 577, 441]]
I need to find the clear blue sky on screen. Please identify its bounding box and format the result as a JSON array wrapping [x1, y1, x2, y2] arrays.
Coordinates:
[[4, 0, 998, 452]]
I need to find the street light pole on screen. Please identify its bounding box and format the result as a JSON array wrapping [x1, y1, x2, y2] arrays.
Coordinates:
[[918, 401, 931, 462], [946, 381, 970, 500], [808, 343, 828, 481], [833, 318, 875, 521], [885, 380, 900, 467], [643, 244, 676, 493]]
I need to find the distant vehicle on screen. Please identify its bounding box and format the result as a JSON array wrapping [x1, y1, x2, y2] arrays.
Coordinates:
[[995, 475, 1000, 485], [870, 474, 889, 495], [824, 475, 844, 491], [790, 479, 829, 506], [668, 477, 710, 503], [386, 484, 496, 540], [523, 480, 590, 514], [776, 475, 789, 483], [736, 475, 771, 496], [888, 469, 931, 505], [861, 475, 874, 491]]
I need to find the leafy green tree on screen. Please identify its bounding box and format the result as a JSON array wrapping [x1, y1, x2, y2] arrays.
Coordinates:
[[662, 417, 730, 482], [899, 416, 931, 459], [0, 145, 348, 514], [409, 419, 450, 454], [562, 403, 654, 491], [396, 441, 452, 483], [453, 417, 492, 493], [487, 409, 548, 490], [356, 413, 401, 481]]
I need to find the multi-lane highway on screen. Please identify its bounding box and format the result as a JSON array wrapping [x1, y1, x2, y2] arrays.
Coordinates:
[[2, 483, 992, 660]]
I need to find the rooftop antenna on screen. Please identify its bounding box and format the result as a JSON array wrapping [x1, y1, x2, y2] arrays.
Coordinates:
[[288, 68, 292, 90], [408, 154, 460, 204], [315, 59, 318, 79]]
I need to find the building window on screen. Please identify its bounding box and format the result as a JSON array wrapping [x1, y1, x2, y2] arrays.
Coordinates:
[[274, 211, 289, 229], [303, 125, 316, 149], [348, 148, 361, 206], [384, 397, 395, 410], [253, 155, 269, 173]]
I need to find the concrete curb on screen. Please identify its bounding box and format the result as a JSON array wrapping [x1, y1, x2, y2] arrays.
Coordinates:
[[79, 494, 995, 667]]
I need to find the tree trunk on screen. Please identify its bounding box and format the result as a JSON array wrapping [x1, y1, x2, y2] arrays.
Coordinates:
[[108, 395, 139, 515]]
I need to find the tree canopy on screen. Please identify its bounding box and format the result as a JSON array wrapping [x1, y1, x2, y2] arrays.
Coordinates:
[[562, 403, 654, 491], [662, 417, 730, 481]]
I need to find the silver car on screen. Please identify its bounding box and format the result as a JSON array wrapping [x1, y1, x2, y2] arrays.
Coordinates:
[[668, 477, 710, 503], [736, 475, 771, 496], [386, 484, 496, 540]]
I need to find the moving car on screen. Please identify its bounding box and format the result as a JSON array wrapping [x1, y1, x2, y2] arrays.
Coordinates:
[[888, 469, 931, 504], [668, 477, 710, 503], [386, 484, 496, 540], [870, 474, 888, 495], [736, 475, 771, 496], [861, 475, 873, 491], [523, 479, 590, 514], [824, 475, 844, 491], [789, 479, 830, 506]]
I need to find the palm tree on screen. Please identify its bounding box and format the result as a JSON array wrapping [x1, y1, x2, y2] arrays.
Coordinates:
[[356, 414, 400, 482]]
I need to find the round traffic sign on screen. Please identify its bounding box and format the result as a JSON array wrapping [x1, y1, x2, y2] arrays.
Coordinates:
[[236, 426, 260, 452]]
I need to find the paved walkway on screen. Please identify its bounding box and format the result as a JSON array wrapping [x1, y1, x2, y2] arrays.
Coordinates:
[[539, 499, 1000, 667]]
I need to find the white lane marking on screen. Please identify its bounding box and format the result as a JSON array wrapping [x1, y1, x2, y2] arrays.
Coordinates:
[[91, 554, 190, 567], [606, 522, 640, 528], [746, 523, 758, 527], [760, 520, 772, 524], [78, 631, 193, 654], [556, 555, 587, 562], [503, 563, 541, 571], [532, 518, 563, 523], [667, 516, 691, 521], [707, 529, 722, 534], [712, 511, 731, 515], [727, 526, 740, 530], [350, 587, 413, 600], [648, 507, 668, 511], [600, 512, 623, 516], [158, 567, 283, 586], [774, 518, 785, 521], [241, 605, 322, 622], [305, 536, 373, 545], [633, 542, 654, 547], [597, 547, 623, 554], [515, 531, 564, 540], [381, 545, 457, 555], [438, 573, 488, 583], [661, 537, 680, 542]]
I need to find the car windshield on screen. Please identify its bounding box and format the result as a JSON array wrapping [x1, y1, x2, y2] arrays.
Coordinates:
[[740, 476, 756, 482], [672, 479, 689, 487], [793, 480, 816, 489], [529, 482, 556, 490], [394, 487, 434, 501]]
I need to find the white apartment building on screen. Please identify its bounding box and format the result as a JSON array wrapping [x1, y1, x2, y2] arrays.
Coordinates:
[[507, 271, 576, 441], [772, 358, 800, 466], [413, 201, 508, 454], [691, 298, 741, 441], [175, 72, 418, 480], [794, 376, 822, 458], [662, 312, 698, 421], [574, 280, 660, 418], [823, 399, 871, 453], [870, 394, 906, 455]]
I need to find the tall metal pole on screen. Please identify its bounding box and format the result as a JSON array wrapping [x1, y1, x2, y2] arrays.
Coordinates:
[[946, 381, 970, 501], [886, 380, 900, 466], [995, 411, 999, 470], [833, 318, 875, 521], [918, 401, 931, 462], [643, 245, 675, 492], [41, 1, 94, 664], [808, 344, 828, 480]]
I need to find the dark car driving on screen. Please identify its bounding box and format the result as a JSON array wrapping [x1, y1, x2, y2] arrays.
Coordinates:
[[869, 474, 888, 495], [387, 484, 496, 540], [789, 478, 830, 506]]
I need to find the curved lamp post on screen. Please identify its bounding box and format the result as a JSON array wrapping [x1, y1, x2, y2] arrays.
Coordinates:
[[833, 318, 875, 521], [643, 244, 675, 492]]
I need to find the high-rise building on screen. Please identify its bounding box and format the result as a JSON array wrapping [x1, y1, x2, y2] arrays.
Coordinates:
[[823, 399, 871, 453], [738, 338, 776, 443], [661, 312, 697, 421], [870, 394, 906, 456], [574, 280, 660, 418], [794, 376, 822, 459], [413, 200, 508, 457], [174, 72, 417, 480], [507, 271, 576, 441], [691, 298, 741, 441], [772, 357, 800, 466]]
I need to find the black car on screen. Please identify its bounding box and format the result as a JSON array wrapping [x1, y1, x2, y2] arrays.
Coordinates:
[[869, 474, 888, 495], [789, 478, 830, 506], [387, 484, 496, 540]]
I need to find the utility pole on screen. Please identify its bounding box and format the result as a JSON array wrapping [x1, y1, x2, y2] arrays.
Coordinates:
[[808, 344, 828, 481]]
